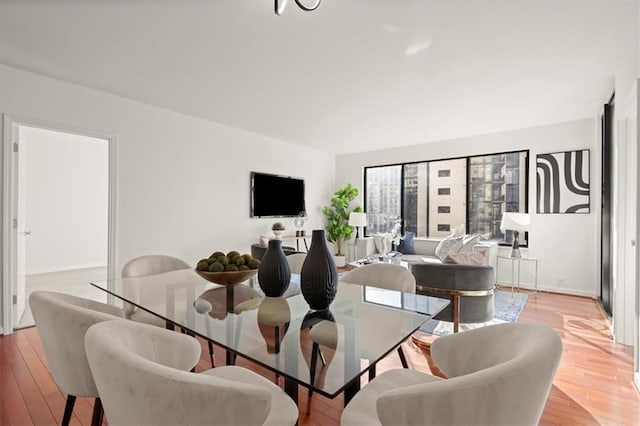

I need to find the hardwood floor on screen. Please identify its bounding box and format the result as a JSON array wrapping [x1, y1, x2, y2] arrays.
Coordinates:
[[1, 291, 638, 425]]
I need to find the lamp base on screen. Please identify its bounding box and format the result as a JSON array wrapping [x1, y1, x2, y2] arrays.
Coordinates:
[[510, 230, 521, 258]]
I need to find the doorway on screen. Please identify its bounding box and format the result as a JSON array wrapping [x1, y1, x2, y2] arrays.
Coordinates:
[[2, 116, 116, 333]]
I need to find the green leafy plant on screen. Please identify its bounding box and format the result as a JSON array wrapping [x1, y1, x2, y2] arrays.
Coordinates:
[[272, 222, 285, 231], [322, 183, 363, 256]]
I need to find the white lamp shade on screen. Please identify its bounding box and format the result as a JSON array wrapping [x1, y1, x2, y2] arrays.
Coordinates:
[[500, 212, 531, 232], [348, 212, 367, 227]]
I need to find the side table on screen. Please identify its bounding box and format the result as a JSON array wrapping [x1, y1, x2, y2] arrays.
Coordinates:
[[496, 255, 538, 298]]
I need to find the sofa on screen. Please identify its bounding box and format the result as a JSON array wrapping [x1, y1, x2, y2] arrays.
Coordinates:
[[250, 243, 301, 261], [355, 235, 498, 267]]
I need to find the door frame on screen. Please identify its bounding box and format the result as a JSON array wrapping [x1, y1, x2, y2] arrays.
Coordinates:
[[1, 114, 118, 334]]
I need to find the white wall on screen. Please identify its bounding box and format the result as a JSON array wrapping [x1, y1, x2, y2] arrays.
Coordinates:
[[21, 126, 108, 274], [336, 119, 600, 297], [0, 64, 336, 323]]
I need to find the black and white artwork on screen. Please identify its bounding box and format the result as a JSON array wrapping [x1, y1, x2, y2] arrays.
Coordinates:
[[536, 149, 590, 214]]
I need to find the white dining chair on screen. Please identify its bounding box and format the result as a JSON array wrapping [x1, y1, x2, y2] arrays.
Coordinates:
[[121, 254, 215, 367], [29, 291, 125, 426], [286, 252, 307, 274], [305, 263, 416, 409], [341, 322, 563, 425], [85, 319, 299, 426], [311, 263, 416, 369]]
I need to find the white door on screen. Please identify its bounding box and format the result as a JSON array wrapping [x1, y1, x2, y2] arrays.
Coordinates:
[[14, 128, 28, 325]]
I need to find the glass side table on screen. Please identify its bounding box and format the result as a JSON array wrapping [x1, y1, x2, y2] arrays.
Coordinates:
[[496, 255, 538, 298]]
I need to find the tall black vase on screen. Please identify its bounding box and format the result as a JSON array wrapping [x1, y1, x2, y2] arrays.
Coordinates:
[[258, 240, 291, 297], [300, 229, 338, 310]]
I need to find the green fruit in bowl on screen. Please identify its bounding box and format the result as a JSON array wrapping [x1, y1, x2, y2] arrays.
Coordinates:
[[232, 255, 245, 266], [248, 259, 260, 269], [238, 264, 250, 271], [224, 264, 239, 272], [197, 260, 209, 271], [242, 253, 253, 264], [210, 251, 225, 259], [208, 262, 224, 272], [227, 250, 241, 260], [216, 255, 229, 266]]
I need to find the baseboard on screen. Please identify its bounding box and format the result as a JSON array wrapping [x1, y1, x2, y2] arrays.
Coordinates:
[[635, 372, 640, 393], [26, 263, 107, 275], [505, 283, 596, 299]]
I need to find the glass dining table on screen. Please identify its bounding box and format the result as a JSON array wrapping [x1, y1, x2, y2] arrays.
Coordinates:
[[91, 269, 449, 406]]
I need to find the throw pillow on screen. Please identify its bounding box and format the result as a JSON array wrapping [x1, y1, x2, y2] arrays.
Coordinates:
[[450, 224, 466, 237], [442, 251, 488, 265], [459, 234, 480, 253], [397, 232, 415, 254], [435, 236, 464, 261], [373, 233, 392, 254]]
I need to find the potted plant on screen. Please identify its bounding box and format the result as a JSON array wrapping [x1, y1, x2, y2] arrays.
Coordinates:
[[322, 183, 363, 267], [272, 222, 285, 239]]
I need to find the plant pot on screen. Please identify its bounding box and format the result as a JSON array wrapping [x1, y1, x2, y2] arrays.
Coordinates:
[[273, 230, 285, 239], [333, 255, 346, 268]]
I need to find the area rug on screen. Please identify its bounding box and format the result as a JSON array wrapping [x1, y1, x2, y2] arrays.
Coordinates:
[[419, 290, 528, 336]]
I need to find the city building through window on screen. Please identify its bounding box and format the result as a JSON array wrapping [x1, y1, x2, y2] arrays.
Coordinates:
[[364, 151, 528, 243]]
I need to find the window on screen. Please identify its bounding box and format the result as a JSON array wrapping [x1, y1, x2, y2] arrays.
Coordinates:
[[364, 165, 402, 234], [365, 150, 528, 243]]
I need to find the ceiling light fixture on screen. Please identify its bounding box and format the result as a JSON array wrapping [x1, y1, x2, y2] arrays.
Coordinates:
[[275, 0, 322, 16]]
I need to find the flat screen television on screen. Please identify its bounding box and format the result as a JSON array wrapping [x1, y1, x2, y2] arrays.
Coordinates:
[[250, 172, 306, 218]]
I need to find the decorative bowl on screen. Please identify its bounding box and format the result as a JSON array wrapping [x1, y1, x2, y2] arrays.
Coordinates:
[[195, 268, 258, 285]]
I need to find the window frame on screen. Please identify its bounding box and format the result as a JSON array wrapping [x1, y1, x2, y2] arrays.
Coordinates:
[[363, 149, 530, 247]]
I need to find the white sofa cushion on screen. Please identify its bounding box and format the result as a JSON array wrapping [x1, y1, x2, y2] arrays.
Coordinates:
[[435, 236, 464, 260]]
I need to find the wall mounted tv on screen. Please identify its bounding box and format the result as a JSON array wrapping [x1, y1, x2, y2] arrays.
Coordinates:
[[250, 172, 306, 218]]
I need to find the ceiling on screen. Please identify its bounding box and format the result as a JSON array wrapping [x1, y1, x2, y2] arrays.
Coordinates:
[[0, 1, 636, 155]]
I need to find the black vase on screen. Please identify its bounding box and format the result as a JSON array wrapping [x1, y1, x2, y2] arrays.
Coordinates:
[[300, 229, 338, 310], [258, 240, 291, 297]]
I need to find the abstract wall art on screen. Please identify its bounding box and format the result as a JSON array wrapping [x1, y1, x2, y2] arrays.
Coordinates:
[[536, 149, 590, 214]]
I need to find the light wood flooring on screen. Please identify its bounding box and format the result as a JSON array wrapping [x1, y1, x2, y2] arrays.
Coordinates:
[[1, 291, 638, 425]]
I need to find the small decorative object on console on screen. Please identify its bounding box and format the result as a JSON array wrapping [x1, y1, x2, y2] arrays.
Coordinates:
[[272, 222, 285, 239], [293, 211, 307, 237]]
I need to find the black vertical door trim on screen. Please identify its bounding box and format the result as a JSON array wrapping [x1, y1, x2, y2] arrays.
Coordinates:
[[600, 98, 614, 317]]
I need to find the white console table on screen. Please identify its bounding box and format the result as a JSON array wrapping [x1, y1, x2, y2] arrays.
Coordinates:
[[266, 234, 310, 252]]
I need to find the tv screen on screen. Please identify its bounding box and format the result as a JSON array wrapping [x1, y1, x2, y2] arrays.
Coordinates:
[[251, 172, 306, 218]]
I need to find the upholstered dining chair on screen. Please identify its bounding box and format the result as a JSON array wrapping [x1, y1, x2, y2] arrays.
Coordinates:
[[85, 319, 299, 426], [311, 263, 416, 369], [29, 291, 125, 426], [305, 264, 416, 409], [121, 254, 215, 368], [286, 252, 307, 274], [341, 322, 563, 426]]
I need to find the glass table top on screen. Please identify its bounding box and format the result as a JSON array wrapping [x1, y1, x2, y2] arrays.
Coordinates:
[[92, 269, 449, 399]]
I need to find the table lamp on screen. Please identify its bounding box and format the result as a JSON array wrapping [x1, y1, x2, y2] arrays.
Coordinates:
[[500, 212, 531, 258], [348, 212, 367, 239]]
